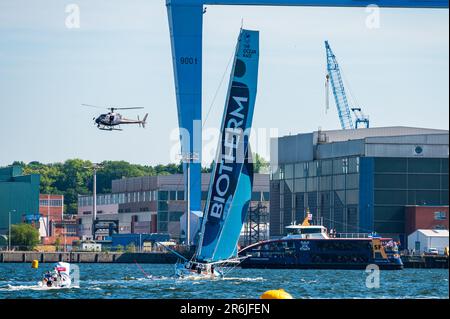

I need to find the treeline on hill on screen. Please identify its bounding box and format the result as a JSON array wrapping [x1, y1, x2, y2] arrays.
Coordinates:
[[12, 154, 268, 215]]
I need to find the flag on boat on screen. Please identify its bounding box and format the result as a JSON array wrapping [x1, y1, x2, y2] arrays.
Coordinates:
[[196, 29, 259, 263]]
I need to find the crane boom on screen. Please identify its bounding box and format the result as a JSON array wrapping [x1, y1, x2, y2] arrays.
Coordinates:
[[325, 40, 354, 130]]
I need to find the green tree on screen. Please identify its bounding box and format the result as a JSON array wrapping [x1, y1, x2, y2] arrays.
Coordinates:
[[116, 245, 124, 253], [12, 159, 215, 216], [11, 224, 40, 250], [253, 153, 269, 173], [55, 237, 62, 251], [126, 243, 137, 253]]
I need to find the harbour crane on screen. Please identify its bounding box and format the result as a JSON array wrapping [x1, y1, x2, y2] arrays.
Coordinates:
[[325, 41, 369, 129], [166, 0, 447, 217]]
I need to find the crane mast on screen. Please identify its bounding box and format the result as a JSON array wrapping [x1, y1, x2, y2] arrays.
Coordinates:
[[325, 41, 369, 130], [325, 41, 354, 130]]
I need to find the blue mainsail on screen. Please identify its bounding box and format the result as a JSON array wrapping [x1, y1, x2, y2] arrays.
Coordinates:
[[196, 29, 259, 262]]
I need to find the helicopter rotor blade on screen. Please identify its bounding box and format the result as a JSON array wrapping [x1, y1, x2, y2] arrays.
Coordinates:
[[81, 104, 108, 109], [82, 104, 144, 111], [111, 107, 144, 110]]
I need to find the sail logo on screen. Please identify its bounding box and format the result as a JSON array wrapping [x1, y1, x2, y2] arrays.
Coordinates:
[[243, 49, 256, 58], [300, 241, 310, 251], [209, 82, 250, 221]]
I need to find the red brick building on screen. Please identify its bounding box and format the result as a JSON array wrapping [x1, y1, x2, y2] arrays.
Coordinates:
[[39, 194, 64, 237], [39, 194, 79, 246], [405, 205, 449, 236]]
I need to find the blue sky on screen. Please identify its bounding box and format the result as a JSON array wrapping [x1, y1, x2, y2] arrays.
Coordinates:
[[0, 1, 448, 166]]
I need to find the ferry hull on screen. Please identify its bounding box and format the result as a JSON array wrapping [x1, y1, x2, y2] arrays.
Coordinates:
[[240, 261, 403, 270], [238, 238, 404, 270]]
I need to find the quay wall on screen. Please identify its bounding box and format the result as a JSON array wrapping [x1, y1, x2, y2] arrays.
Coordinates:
[[0, 251, 187, 264]]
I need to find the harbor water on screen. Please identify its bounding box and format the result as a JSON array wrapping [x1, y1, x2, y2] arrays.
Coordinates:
[[0, 263, 447, 299]]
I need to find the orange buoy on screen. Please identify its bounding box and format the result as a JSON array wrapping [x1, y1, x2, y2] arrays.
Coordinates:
[[260, 289, 293, 299]]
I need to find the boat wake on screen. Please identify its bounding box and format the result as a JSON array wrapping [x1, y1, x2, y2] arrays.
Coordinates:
[[174, 276, 265, 282], [221, 276, 265, 282], [1, 284, 79, 291]]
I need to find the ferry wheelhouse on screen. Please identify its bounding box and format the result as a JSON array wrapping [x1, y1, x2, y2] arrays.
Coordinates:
[[239, 217, 403, 270]]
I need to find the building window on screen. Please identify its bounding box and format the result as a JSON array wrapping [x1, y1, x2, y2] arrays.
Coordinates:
[[177, 191, 184, 201], [83, 211, 91, 215], [158, 201, 168, 211], [434, 211, 447, 220], [158, 191, 168, 201], [158, 222, 168, 232], [40, 199, 63, 207], [170, 191, 177, 201], [169, 211, 184, 222], [285, 164, 294, 179], [251, 192, 261, 201], [158, 211, 168, 222]]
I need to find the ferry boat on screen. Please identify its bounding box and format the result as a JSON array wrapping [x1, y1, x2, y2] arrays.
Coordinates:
[[239, 216, 403, 270]]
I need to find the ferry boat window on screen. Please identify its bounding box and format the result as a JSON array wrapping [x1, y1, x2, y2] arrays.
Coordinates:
[[300, 228, 323, 234], [316, 240, 369, 251]]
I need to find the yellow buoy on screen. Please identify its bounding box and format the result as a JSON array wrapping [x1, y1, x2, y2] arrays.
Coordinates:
[[31, 260, 39, 269], [260, 289, 293, 299]]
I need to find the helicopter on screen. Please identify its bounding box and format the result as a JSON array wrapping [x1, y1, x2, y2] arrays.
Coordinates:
[[82, 104, 148, 131]]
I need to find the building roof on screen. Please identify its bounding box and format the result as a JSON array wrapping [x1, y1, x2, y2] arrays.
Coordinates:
[[313, 126, 448, 144], [414, 229, 449, 237], [272, 126, 449, 163], [111, 173, 269, 193]]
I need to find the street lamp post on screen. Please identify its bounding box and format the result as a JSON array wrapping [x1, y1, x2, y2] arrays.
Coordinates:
[[181, 152, 199, 247], [86, 163, 103, 241], [8, 210, 16, 251]]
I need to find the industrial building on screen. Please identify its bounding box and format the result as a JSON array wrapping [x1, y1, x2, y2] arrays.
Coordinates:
[[0, 166, 40, 234], [77, 173, 270, 244], [407, 229, 449, 254], [39, 194, 64, 241], [270, 126, 449, 245]]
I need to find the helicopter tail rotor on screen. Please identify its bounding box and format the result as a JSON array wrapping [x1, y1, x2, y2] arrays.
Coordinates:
[[141, 113, 148, 129]]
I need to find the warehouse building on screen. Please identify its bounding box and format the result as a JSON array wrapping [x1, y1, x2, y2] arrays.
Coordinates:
[[0, 166, 40, 234], [77, 173, 270, 244], [270, 126, 449, 244], [407, 229, 449, 255]]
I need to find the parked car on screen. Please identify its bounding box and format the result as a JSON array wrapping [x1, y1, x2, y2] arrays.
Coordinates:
[[427, 247, 439, 255]]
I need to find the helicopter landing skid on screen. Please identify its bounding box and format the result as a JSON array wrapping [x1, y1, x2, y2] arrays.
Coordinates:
[[98, 126, 122, 131]]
